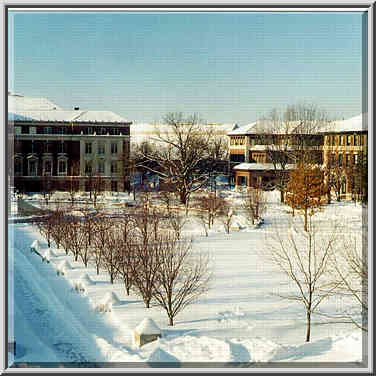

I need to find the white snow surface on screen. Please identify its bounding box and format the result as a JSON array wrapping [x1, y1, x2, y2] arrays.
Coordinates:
[[9, 194, 366, 367]]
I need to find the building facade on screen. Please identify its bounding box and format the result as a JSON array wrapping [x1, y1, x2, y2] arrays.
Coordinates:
[[9, 94, 131, 193], [228, 114, 367, 199]]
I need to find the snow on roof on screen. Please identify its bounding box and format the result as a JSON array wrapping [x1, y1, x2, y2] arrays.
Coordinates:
[[8, 93, 62, 111], [233, 163, 295, 171], [228, 122, 258, 135], [320, 114, 367, 133], [10, 110, 130, 124], [135, 318, 161, 335]]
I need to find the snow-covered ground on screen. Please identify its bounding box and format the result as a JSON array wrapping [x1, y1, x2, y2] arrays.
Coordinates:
[[8, 191, 367, 369]]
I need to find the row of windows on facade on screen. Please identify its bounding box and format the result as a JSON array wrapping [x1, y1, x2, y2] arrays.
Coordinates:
[[14, 159, 120, 176], [85, 142, 118, 154], [230, 134, 365, 147], [325, 134, 365, 147], [15, 159, 68, 176], [84, 161, 119, 174], [18, 125, 128, 136], [330, 153, 360, 166]]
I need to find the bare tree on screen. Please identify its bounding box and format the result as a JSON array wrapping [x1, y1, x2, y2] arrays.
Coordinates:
[[101, 221, 121, 284], [167, 209, 187, 240], [137, 112, 222, 206], [220, 203, 234, 234], [330, 227, 368, 332], [195, 192, 226, 231], [129, 238, 161, 308], [242, 186, 266, 225], [258, 104, 330, 201], [91, 214, 113, 275], [264, 217, 342, 342], [152, 232, 211, 326], [113, 215, 136, 295]]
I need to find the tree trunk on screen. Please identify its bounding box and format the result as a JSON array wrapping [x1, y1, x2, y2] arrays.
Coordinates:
[[96, 264, 100, 275], [75, 252, 78, 262], [169, 316, 174, 326], [280, 190, 284, 203], [306, 310, 311, 342], [304, 210, 308, 232]]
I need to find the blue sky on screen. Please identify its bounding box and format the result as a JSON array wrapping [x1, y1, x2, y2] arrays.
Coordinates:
[[8, 11, 365, 124]]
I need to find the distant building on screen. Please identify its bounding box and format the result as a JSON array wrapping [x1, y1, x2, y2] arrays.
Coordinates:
[[227, 114, 368, 199], [9, 93, 131, 193]]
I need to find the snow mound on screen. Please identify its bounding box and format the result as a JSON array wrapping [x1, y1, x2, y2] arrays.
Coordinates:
[[135, 318, 161, 335], [102, 292, 121, 307], [79, 273, 96, 287], [57, 260, 72, 275]]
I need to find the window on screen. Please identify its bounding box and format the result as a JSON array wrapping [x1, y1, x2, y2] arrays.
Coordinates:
[[338, 154, 343, 166], [85, 161, 92, 174], [28, 160, 37, 176], [111, 142, 118, 154], [354, 154, 359, 164], [354, 135, 358, 146], [98, 142, 105, 155], [341, 178, 347, 194], [111, 162, 118, 174], [43, 160, 52, 175], [346, 135, 351, 146], [111, 181, 118, 192], [45, 127, 52, 134], [87, 127, 93, 135], [85, 142, 92, 154], [98, 160, 105, 174], [21, 126, 29, 134], [44, 141, 52, 153], [345, 154, 351, 167], [58, 160, 67, 175]]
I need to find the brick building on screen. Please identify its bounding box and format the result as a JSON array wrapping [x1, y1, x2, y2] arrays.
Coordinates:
[[9, 93, 131, 193], [228, 114, 367, 199]]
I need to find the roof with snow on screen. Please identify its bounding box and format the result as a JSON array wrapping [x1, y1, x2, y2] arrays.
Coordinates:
[[9, 110, 130, 124], [135, 318, 161, 335], [8, 93, 131, 124], [233, 163, 295, 171], [320, 114, 367, 133], [8, 93, 62, 111]]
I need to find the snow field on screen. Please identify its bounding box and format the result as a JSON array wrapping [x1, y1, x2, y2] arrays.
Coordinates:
[[9, 194, 366, 366]]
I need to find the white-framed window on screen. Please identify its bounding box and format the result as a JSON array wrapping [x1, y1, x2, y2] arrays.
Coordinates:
[[43, 159, 53, 175], [85, 161, 92, 174], [111, 142, 118, 154], [58, 160, 67, 176], [85, 142, 92, 154], [28, 159, 38, 176], [98, 160, 105, 174], [98, 142, 105, 155]]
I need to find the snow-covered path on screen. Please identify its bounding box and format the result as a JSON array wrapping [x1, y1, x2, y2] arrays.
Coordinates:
[[10, 224, 142, 364]]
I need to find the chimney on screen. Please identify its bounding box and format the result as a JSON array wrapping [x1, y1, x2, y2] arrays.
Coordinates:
[[74, 107, 80, 111]]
